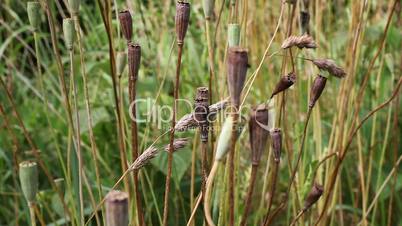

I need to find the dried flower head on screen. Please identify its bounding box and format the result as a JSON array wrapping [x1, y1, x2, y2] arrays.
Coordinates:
[[312, 59, 346, 78], [309, 75, 327, 108], [164, 138, 189, 152], [130, 146, 159, 170], [300, 11, 310, 34], [270, 128, 282, 163], [281, 34, 316, 49], [27, 2, 41, 31], [128, 43, 141, 81], [203, 0, 215, 19], [303, 183, 324, 211], [68, 0, 80, 15], [249, 106, 269, 165], [118, 10, 133, 42], [227, 47, 249, 107], [105, 190, 129, 226], [63, 18, 75, 51], [228, 23, 240, 47], [194, 87, 209, 142], [271, 72, 296, 98], [19, 161, 38, 203], [175, 1, 191, 45], [116, 52, 127, 76]]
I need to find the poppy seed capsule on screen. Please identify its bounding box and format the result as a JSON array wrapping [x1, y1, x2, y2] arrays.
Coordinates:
[[27, 2, 41, 31], [68, 0, 80, 15], [105, 190, 129, 226], [116, 52, 127, 76], [118, 10, 133, 42], [128, 43, 141, 81], [203, 0, 215, 19], [309, 75, 327, 108], [270, 128, 282, 163], [249, 106, 269, 166], [271, 72, 296, 98], [175, 2, 191, 45], [228, 24, 240, 47], [227, 47, 248, 107], [194, 87, 209, 142], [303, 183, 323, 211], [215, 116, 245, 161], [19, 161, 38, 203], [63, 18, 75, 51]]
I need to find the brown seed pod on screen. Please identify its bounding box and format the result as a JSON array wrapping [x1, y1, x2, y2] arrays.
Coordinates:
[[300, 11, 310, 34], [105, 190, 129, 226], [175, 1, 191, 45], [194, 87, 209, 142], [118, 10, 133, 42], [309, 75, 327, 108], [227, 47, 249, 107], [249, 106, 269, 166], [271, 72, 296, 98], [128, 43, 141, 81], [312, 58, 346, 78], [281, 34, 316, 49], [270, 128, 282, 163], [164, 138, 189, 152], [303, 183, 324, 211]]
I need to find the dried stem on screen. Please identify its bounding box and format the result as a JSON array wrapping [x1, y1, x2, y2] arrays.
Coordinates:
[[29, 202, 36, 226], [262, 161, 279, 225], [240, 165, 258, 226], [204, 161, 219, 226], [228, 112, 239, 226], [289, 209, 305, 226], [162, 43, 184, 226]]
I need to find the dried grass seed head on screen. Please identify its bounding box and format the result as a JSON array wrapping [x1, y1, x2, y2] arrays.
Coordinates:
[[63, 18, 75, 51], [303, 183, 324, 210], [175, 1, 191, 45], [118, 10, 133, 42], [270, 128, 282, 163], [128, 43, 141, 81], [312, 58, 346, 78], [271, 72, 296, 98], [105, 190, 129, 226], [27, 2, 41, 31], [227, 47, 249, 107], [19, 161, 38, 203], [249, 106, 269, 165], [130, 146, 159, 170], [309, 75, 327, 108], [165, 138, 189, 152], [281, 34, 316, 49]]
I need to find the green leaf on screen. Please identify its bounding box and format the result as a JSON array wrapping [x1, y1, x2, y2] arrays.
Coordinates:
[[151, 148, 192, 183]]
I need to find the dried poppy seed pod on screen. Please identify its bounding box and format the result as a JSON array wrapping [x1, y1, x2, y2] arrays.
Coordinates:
[[63, 18, 75, 51], [128, 43, 141, 81], [271, 72, 296, 98], [203, 0, 215, 19], [68, 0, 80, 15], [228, 23, 240, 47], [281, 34, 316, 49], [309, 75, 327, 109], [300, 11, 310, 34], [19, 161, 38, 203], [270, 128, 282, 163], [175, 1, 191, 45], [118, 10, 133, 42], [303, 183, 323, 210], [227, 47, 248, 107], [27, 2, 41, 31], [116, 52, 127, 76], [249, 106, 269, 166], [194, 87, 209, 142], [105, 190, 129, 226], [312, 59, 346, 78]]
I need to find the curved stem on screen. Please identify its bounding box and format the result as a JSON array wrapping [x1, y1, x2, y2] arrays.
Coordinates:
[[240, 165, 258, 226], [204, 161, 219, 226]]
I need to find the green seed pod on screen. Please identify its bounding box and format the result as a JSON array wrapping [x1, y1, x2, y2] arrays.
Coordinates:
[[27, 2, 41, 31], [215, 116, 245, 161], [105, 190, 129, 226], [68, 0, 80, 15], [228, 23, 240, 47], [63, 18, 75, 51], [203, 0, 215, 19], [116, 52, 127, 76], [19, 161, 38, 203]]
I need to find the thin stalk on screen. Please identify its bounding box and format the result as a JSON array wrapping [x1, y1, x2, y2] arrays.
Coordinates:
[[189, 130, 198, 226], [29, 202, 36, 226], [240, 165, 258, 226], [290, 209, 305, 226], [201, 141, 209, 198], [205, 19, 215, 103], [262, 161, 279, 225], [228, 112, 239, 226], [204, 161, 219, 226], [162, 43, 184, 226]]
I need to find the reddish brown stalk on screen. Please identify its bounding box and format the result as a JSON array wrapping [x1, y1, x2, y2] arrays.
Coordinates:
[[240, 165, 258, 226], [228, 112, 239, 226]]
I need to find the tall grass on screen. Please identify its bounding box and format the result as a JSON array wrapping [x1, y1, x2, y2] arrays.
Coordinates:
[[0, 0, 400, 226]]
